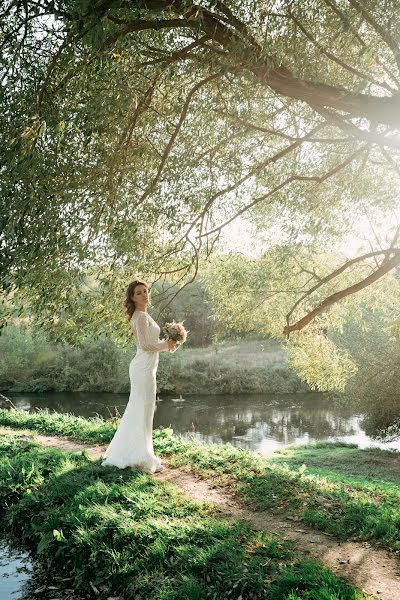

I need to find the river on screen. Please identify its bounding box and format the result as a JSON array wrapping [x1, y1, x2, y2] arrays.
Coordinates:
[[5, 390, 400, 452], [0, 540, 32, 600]]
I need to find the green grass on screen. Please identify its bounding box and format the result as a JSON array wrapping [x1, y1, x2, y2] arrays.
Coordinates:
[[0, 433, 370, 600], [0, 406, 117, 442], [183, 339, 287, 369], [158, 440, 400, 552], [272, 441, 400, 485], [1, 408, 399, 551], [266, 442, 400, 546]]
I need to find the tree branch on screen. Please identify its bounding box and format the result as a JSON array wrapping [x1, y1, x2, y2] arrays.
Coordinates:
[[284, 249, 400, 336], [322, 0, 400, 88], [200, 145, 367, 238], [136, 35, 210, 67], [117, 78, 159, 150], [192, 122, 327, 235], [99, 18, 196, 50], [0, 392, 16, 410], [347, 0, 400, 73], [287, 8, 392, 92], [186, 1, 400, 127], [309, 104, 400, 150], [11, 0, 400, 128], [216, 109, 353, 144], [134, 72, 220, 207]]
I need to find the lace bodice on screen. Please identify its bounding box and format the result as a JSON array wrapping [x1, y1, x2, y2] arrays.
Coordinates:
[[131, 310, 169, 352]]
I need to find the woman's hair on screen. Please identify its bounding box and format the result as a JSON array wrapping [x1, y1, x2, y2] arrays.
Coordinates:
[[124, 279, 148, 321]]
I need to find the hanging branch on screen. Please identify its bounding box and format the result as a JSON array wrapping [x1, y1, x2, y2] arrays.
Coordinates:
[[322, 0, 400, 88], [154, 235, 200, 318], [134, 72, 220, 207], [347, 0, 400, 73], [174, 1, 400, 126], [200, 144, 367, 238], [0, 393, 16, 410], [309, 104, 400, 150], [283, 248, 400, 336], [99, 18, 196, 50], [190, 122, 327, 235], [287, 8, 392, 92], [7, 0, 400, 127], [117, 78, 159, 150]]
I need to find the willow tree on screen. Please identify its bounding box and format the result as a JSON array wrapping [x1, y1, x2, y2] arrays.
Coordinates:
[[1, 0, 400, 341]]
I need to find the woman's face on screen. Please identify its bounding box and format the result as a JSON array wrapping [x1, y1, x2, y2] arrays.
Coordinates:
[[132, 284, 149, 309]]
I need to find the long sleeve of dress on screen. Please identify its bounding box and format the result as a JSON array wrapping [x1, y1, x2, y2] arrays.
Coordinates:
[[134, 313, 169, 352]]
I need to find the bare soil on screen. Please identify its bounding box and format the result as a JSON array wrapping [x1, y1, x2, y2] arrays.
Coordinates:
[[1, 426, 399, 600]]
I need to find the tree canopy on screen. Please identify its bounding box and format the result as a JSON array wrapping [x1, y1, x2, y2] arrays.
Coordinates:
[[1, 0, 400, 343]]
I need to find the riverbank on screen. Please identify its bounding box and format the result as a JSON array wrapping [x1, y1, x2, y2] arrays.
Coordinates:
[[0, 425, 377, 600], [1, 408, 399, 551], [0, 325, 308, 395]]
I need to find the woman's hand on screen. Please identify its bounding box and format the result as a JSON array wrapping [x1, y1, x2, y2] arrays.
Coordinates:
[[167, 339, 177, 352]]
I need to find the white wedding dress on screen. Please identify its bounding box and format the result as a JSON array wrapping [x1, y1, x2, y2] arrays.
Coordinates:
[[101, 310, 169, 473]]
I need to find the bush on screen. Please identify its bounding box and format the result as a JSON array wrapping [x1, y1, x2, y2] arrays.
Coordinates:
[[0, 324, 58, 391], [331, 316, 400, 440], [0, 325, 131, 393]]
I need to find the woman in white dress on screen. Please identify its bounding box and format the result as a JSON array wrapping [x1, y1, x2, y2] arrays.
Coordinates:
[[101, 279, 177, 473]]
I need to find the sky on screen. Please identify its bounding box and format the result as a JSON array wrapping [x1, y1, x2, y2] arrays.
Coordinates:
[[219, 210, 400, 259]]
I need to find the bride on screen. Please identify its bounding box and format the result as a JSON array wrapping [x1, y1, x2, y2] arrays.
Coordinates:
[[101, 279, 177, 473]]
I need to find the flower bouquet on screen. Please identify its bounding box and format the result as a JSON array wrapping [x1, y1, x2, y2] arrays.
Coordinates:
[[162, 321, 188, 346]]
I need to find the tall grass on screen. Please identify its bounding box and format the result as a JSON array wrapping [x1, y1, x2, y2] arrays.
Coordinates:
[[0, 324, 130, 393]]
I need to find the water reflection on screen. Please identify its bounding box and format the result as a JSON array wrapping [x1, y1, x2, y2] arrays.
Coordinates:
[[5, 391, 400, 452], [0, 540, 32, 600], [154, 394, 385, 451]]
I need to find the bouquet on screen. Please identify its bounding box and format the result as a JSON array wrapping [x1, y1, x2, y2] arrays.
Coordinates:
[[162, 321, 188, 345]]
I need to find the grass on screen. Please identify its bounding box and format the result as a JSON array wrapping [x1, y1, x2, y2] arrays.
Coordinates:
[[159, 441, 400, 552], [159, 339, 309, 395], [271, 441, 400, 485], [183, 340, 287, 369], [0, 433, 371, 600], [0, 408, 399, 552], [0, 406, 117, 443]]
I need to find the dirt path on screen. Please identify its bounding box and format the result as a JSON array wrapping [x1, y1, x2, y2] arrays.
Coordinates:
[[1, 426, 399, 600]]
